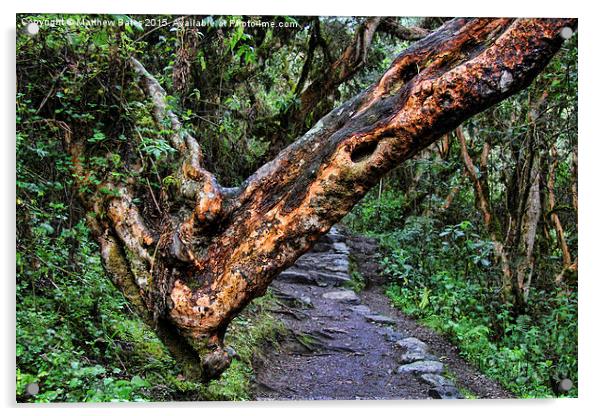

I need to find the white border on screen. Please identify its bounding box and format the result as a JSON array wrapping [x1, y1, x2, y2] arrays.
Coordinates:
[[2, 1, 599, 415]]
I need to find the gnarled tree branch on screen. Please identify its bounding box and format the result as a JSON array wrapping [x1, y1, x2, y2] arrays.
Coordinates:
[[168, 17, 573, 352], [70, 17, 575, 380]]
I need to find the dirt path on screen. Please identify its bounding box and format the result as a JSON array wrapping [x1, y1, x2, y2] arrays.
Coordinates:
[[252, 227, 511, 400]]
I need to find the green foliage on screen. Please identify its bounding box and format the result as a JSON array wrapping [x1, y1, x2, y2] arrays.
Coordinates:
[[343, 187, 408, 233], [16, 15, 285, 401], [342, 37, 578, 398], [16, 220, 284, 402], [377, 216, 577, 398], [16, 221, 152, 402], [344, 258, 366, 293], [139, 136, 176, 160]]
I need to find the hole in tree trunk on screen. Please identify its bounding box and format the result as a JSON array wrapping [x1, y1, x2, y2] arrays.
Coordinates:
[[350, 140, 379, 163]]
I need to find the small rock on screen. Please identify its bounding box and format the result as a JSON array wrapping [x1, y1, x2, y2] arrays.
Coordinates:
[[396, 337, 429, 363], [225, 345, 239, 359], [420, 373, 455, 387], [296, 296, 313, 308], [396, 337, 427, 351], [365, 314, 396, 325], [380, 327, 407, 342], [428, 385, 463, 399], [397, 360, 444, 375], [332, 242, 350, 254], [322, 289, 360, 304], [349, 305, 371, 315], [399, 350, 427, 364]]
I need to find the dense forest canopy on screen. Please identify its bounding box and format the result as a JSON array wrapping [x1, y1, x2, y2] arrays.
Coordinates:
[[16, 15, 577, 401]]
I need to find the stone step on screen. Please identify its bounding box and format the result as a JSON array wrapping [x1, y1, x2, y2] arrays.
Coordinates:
[[397, 337, 427, 351], [276, 226, 351, 287], [322, 289, 360, 304], [294, 253, 349, 273], [278, 269, 350, 286], [320, 226, 346, 244], [349, 305, 371, 315], [332, 242, 350, 254], [311, 242, 333, 253], [396, 337, 430, 363], [278, 270, 315, 285], [311, 271, 350, 286]]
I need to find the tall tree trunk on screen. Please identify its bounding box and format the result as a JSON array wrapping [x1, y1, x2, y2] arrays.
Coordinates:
[[515, 151, 542, 302], [457, 126, 514, 298], [547, 145, 572, 269], [571, 145, 578, 213], [66, 18, 575, 380], [550, 144, 578, 284]]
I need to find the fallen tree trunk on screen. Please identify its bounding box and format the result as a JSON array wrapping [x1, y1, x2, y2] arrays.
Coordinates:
[[67, 17, 575, 380]]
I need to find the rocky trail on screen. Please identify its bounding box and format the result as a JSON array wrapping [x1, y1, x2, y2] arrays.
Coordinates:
[[251, 227, 512, 400]]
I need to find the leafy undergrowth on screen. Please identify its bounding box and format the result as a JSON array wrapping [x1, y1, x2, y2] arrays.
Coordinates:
[[16, 221, 284, 402], [344, 257, 367, 294], [386, 283, 577, 398], [344, 201, 578, 398]]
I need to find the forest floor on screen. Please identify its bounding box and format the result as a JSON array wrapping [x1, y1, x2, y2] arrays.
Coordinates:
[[251, 227, 511, 400]]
